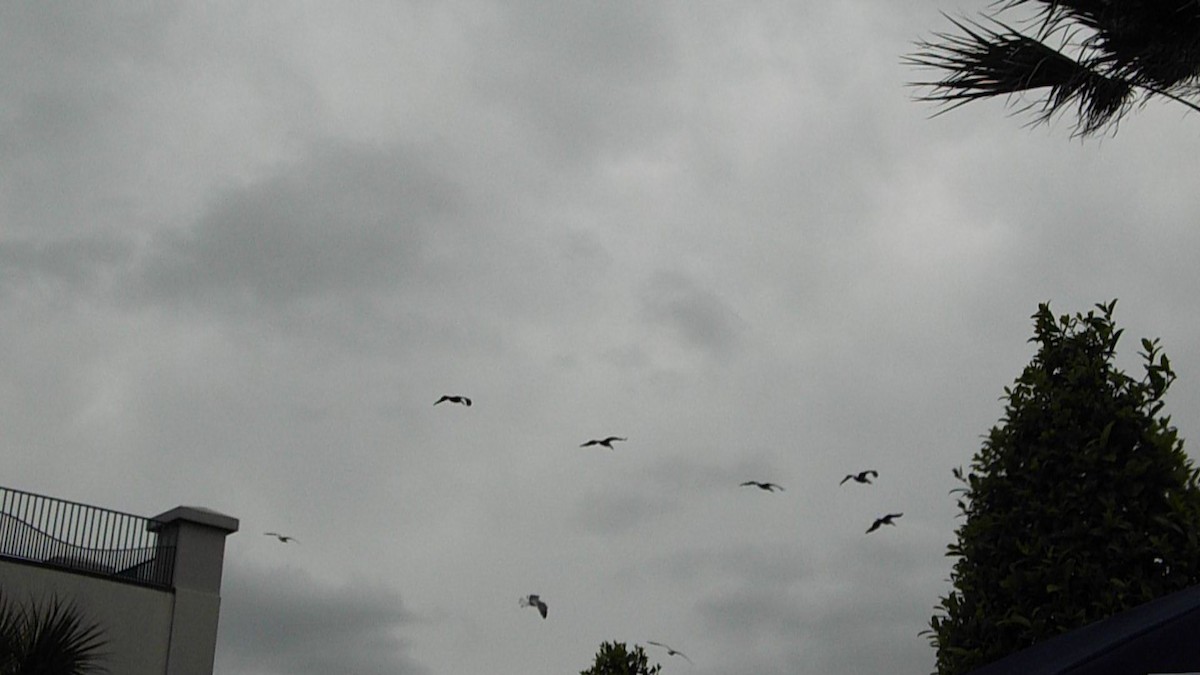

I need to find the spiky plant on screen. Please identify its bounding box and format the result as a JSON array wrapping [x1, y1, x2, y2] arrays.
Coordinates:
[[907, 1, 1200, 137], [0, 591, 107, 675]]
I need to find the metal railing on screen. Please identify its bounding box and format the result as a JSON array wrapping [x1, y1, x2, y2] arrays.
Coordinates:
[[0, 485, 174, 588]]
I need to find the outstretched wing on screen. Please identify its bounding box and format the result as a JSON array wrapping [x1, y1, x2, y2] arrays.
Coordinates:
[[648, 642, 692, 664]]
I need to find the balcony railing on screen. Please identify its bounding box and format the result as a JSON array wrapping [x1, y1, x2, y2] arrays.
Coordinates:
[[0, 485, 174, 588]]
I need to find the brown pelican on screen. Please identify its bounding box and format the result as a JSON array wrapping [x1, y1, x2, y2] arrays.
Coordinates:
[[740, 481, 785, 492], [580, 436, 626, 449], [866, 513, 903, 533], [519, 594, 548, 619], [263, 532, 297, 543], [647, 641, 694, 664], [840, 470, 879, 485], [434, 395, 472, 406]]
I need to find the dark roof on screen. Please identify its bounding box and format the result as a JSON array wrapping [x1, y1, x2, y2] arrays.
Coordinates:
[[968, 584, 1200, 675]]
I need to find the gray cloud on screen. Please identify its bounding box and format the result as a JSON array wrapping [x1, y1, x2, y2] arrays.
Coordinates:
[[131, 141, 459, 311], [215, 563, 427, 675], [641, 270, 744, 360], [468, 3, 681, 167], [0, 235, 131, 299], [573, 486, 678, 537], [0, 4, 179, 236]]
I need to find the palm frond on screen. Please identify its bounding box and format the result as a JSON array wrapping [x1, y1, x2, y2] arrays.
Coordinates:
[[1004, 0, 1200, 89], [0, 592, 107, 675], [22, 597, 108, 674], [906, 15, 1133, 136]]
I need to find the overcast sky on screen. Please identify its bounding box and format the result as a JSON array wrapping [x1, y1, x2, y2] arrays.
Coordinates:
[[3, 2, 1200, 674]]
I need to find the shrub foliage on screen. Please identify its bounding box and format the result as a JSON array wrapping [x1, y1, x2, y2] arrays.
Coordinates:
[[928, 301, 1200, 674], [580, 641, 661, 675]]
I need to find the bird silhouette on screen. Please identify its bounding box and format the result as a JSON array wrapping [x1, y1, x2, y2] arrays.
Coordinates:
[[263, 532, 297, 543], [580, 436, 626, 449], [740, 481, 785, 492], [840, 470, 879, 485], [866, 513, 903, 533], [647, 641, 694, 664], [434, 395, 472, 406], [519, 594, 548, 619]]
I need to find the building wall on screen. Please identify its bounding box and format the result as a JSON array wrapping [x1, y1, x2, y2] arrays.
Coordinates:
[[0, 496, 238, 675], [0, 558, 174, 674]]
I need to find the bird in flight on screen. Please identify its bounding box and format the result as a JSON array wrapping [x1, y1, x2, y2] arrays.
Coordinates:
[[519, 594, 548, 619], [840, 470, 879, 485], [740, 481, 785, 492], [866, 513, 903, 533], [647, 641, 694, 664], [434, 395, 472, 406], [263, 532, 297, 543], [580, 436, 626, 449]]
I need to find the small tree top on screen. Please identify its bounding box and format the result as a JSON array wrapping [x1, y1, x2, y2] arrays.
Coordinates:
[[926, 301, 1200, 675], [580, 641, 662, 675]]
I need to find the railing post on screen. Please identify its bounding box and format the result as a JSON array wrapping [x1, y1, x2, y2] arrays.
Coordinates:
[[149, 507, 239, 675]]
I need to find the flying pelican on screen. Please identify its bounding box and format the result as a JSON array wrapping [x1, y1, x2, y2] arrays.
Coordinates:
[[866, 513, 903, 533], [263, 532, 297, 543], [647, 641, 694, 664], [434, 395, 472, 406], [580, 436, 627, 449], [840, 470, 879, 485], [519, 594, 548, 619], [740, 481, 785, 492]]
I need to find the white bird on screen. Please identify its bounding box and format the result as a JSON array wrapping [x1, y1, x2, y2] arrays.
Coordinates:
[[263, 532, 297, 543], [519, 594, 548, 619], [434, 395, 472, 406], [580, 436, 626, 449], [647, 641, 694, 664]]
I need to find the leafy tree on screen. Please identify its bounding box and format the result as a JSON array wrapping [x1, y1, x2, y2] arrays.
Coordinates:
[[926, 301, 1200, 675], [580, 641, 661, 675], [0, 591, 107, 675], [906, 1, 1200, 137]]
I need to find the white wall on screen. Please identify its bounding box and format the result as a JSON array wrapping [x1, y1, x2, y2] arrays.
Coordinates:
[[0, 559, 174, 675]]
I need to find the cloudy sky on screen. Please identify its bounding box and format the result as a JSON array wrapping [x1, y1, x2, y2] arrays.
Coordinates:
[[3, 2, 1200, 674]]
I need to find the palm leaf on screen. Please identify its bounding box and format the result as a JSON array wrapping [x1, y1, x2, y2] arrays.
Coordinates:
[[1003, 0, 1200, 86], [21, 597, 108, 674], [906, 15, 1133, 136], [0, 592, 107, 675]]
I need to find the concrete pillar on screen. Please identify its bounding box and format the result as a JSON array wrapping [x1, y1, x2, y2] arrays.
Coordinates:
[[150, 507, 239, 675]]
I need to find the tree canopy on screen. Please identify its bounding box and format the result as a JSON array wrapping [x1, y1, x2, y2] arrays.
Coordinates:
[[906, 1, 1200, 137], [926, 301, 1200, 675], [580, 641, 662, 675]]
